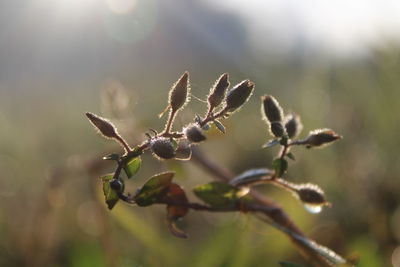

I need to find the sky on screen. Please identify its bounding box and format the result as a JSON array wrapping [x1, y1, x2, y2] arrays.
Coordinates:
[[203, 0, 400, 56], [1, 0, 400, 88]]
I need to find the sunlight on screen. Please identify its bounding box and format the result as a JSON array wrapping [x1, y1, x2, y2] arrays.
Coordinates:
[[106, 0, 138, 14]]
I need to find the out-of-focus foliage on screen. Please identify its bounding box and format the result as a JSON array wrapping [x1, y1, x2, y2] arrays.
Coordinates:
[[0, 1, 399, 266]]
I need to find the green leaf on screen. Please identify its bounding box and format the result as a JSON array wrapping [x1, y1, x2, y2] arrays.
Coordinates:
[[134, 171, 174, 206], [193, 182, 241, 208], [123, 156, 141, 178], [279, 261, 307, 267], [202, 123, 210, 131], [103, 153, 120, 161], [272, 158, 288, 177], [213, 119, 226, 133], [100, 174, 122, 210], [229, 168, 274, 186], [262, 139, 280, 148], [286, 152, 296, 161]]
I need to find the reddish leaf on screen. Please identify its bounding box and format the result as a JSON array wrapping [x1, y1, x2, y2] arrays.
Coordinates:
[[164, 183, 189, 238]]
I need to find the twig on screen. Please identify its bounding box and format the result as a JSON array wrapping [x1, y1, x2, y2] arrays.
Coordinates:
[[190, 147, 333, 267]]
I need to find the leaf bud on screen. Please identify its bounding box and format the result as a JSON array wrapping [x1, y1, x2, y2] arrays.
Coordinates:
[[183, 123, 206, 143], [295, 184, 327, 205], [208, 73, 230, 109], [284, 113, 303, 139], [169, 71, 190, 111], [304, 129, 342, 148], [225, 80, 254, 112], [261, 95, 284, 123], [150, 137, 176, 160], [85, 112, 119, 139], [270, 121, 286, 138]]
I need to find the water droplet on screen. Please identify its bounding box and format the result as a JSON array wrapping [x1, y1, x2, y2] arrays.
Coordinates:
[[304, 204, 323, 214]]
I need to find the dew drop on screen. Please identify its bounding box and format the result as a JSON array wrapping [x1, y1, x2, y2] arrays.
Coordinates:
[[304, 204, 323, 214]]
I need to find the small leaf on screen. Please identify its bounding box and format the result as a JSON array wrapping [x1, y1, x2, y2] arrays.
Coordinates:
[[100, 174, 121, 210], [272, 158, 288, 177], [167, 217, 188, 239], [165, 183, 189, 239], [103, 153, 120, 161], [193, 182, 243, 208], [134, 172, 174, 206], [213, 120, 226, 133], [286, 152, 296, 161], [123, 156, 141, 178], [165, 183, 189, 219], [262, 139, 280, 149], [279, 261, 307, 267], [202, 123, 210, 131], [194, 114, 202, 124], [229, 168, 274, 186]]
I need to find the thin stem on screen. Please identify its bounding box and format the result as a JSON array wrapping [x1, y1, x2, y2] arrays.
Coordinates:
[[199, 106, 228, 128], [115, 135, 132, 153], [163, 109, 177, 135]]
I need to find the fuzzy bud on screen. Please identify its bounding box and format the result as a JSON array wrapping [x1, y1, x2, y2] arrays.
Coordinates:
[[284, 113, 303, 139], [184, 123, 206, 143], [169, 72, 190, 111], [270, 121, 286, 137], [225, 80, 254, 112], [296, 184, 327, 205], [208, 73, 230, 109], [261, 95, 284, 123], [85, 112, 119, 139], [150, 137, 176, 159], [304, 129, 342, 148]]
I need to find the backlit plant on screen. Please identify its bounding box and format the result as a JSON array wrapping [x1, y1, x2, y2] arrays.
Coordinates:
[[86, 72, 351, 267]]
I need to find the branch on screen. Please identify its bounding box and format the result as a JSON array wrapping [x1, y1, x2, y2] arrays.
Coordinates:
[[190, 147, 336, 267]]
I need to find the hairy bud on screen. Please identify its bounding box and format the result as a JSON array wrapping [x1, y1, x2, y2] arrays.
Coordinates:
[[85, 112, 119, 139], [225, 80, 254, 112], [169, 71, 190, 111], [270, 121, 286, 137], [304, 129, 342, 148], [150, 137, 176, 159], [295, 184, 327, 205], [184, 123, 206, 143], [208, 73, 230, 109], [284, 113, 303, 139], [261, 95, 284, 123]]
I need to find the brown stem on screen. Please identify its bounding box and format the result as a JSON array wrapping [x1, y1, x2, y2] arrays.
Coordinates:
[[190, 147, 334, 267], [163, 109, 177, 135], [114, 135, 132, 153], [199, 106, 228, 128]]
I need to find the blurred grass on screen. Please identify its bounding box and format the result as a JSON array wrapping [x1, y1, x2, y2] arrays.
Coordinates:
[[0, 46, 399, 266]]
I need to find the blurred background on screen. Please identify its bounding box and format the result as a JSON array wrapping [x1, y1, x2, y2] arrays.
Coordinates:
[[0, 0, 399, 266]]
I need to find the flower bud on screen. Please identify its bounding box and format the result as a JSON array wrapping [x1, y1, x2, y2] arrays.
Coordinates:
[[295, 184, 327, 205], [110, 179, 124, 193], [208, 73, 230, 108], [270, 121, 286, 137], [150, 137, 176, 159], [184, 123, 206, 143], [169, 71, 190, 111], [304, 129, 342, 148], [225, 80, 254, 112], [261, 95, 283, 123], [85, 112, 119, 139], [284, 113, 303, 139]]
